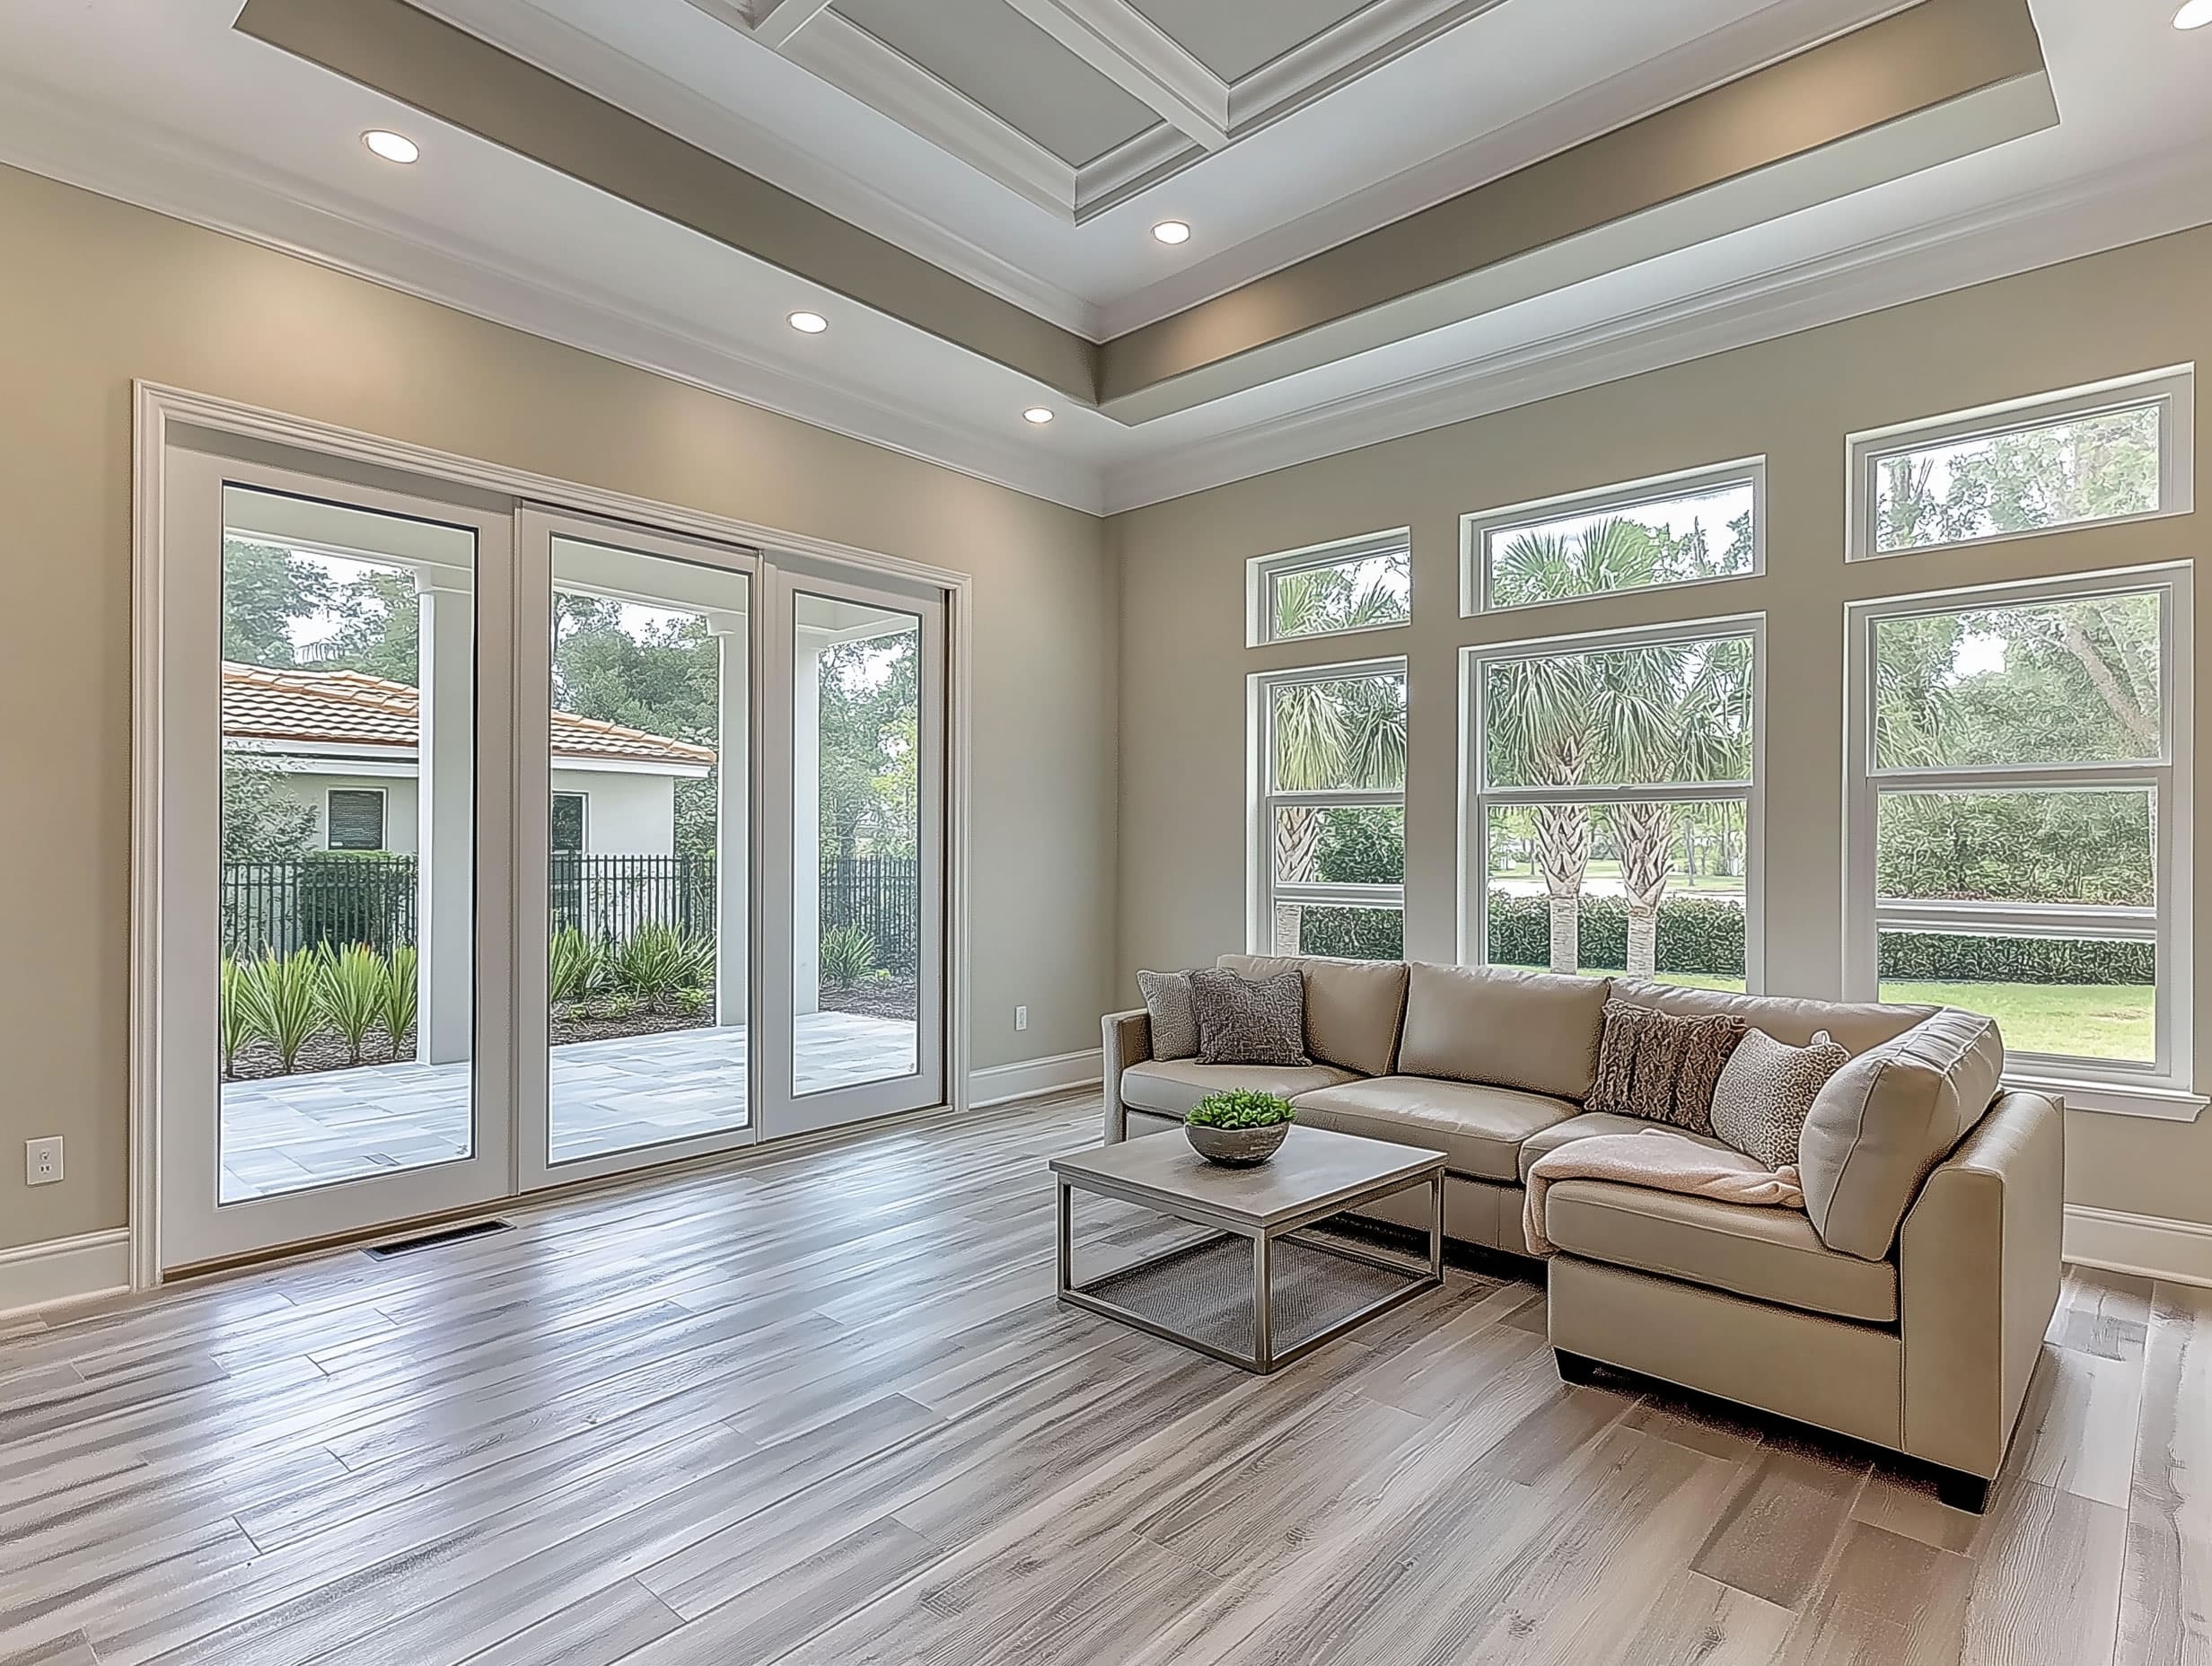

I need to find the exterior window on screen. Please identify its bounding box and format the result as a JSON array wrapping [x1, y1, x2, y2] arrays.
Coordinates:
[[1848, 572, 2190, 1091], [1848, 369, 2192, 560], [1463, 460, 1761, 614], [1251, 660, 1407, 960], [325, 787, 386, 851], [550, 792, 587, 855], [1249, 531, 1410, 646], [1465, 620, 1760, 991]]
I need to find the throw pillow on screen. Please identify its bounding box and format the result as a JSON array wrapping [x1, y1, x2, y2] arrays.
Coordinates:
[[1135, 969, 1198, 1061], [1586, 1001, 1747, 1134], [1189, 967, 1311, 1067], [1709, 1027, 1850, 1170]]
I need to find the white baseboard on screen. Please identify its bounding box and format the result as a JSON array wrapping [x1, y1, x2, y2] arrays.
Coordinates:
[[2064, 1205, 2212, 1290], [0, 1228, 132, 1320], [970, 1048, 1103, 1109]]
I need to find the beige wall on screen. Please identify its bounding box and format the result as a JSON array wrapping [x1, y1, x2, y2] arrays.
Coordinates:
[[0, 162, 1119, 1251], [1112, 224, 2212, 1228]]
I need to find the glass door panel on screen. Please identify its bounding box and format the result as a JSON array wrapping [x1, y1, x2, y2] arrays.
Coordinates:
[[517, 511, 759, 1188]]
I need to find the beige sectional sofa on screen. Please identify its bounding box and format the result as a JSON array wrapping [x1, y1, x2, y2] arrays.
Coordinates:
[[1102, 953, 2063, 1512]]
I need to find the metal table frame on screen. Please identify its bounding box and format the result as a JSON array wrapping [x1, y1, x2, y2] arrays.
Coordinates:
[[1053, 1160, 1445, 1374]]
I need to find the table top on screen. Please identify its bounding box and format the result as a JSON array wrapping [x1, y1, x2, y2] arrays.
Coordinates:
[[1050, 1125, 1445, 1231]]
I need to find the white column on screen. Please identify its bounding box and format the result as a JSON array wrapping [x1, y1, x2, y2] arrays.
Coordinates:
[[707, 611, 750, 1029], [793, 630, 827, 1018], [416, 574, 474, 1066]]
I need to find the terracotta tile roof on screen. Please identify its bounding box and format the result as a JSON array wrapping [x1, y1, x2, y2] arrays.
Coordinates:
[[222, 662, 715, 768]]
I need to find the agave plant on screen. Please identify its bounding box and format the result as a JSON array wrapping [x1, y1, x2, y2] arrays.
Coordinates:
[[608, 923, 688, 1012], [381, 945, 419, 1053], [235, 949, 322, 1074], [217, 954, 253, 1078], [819, 925, 878, 991], [674, 932, 716, 993], [548, 925, 602, 1006], [315, 943, 386, 1066]]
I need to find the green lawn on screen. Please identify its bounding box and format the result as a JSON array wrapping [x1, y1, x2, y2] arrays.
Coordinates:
[[1509, 965, 2153, 1063]]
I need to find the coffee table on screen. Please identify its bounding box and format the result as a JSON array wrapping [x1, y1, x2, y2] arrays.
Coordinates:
[[1050, 1125, 1446, 1374]]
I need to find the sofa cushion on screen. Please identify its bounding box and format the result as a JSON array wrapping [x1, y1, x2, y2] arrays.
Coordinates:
[[1189, 967, 1310, 1065], [1216, 954, 1408, 1078], [1800, 1008, 2006, 1261], [1544, 1179, 1899, 1323], [1396, 963, 1611, 1100], [1517, 1111, 1734, 1181], [1611, 978, 1932, 1057], [1134, 969, 1198, 1060], [1290, 1075, 1577, 1183], [1119, 1060, 1358, 1119]]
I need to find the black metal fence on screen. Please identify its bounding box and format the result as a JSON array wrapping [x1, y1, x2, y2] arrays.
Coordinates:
[[221, 852, 921, 972]]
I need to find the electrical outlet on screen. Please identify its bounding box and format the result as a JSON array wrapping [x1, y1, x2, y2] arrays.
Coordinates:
[[1014, 1005, 1029, 1032], [25, 1137, 63, 1187]]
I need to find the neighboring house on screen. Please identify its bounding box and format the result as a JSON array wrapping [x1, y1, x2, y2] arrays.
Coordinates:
[[222, 662, 715, 855]]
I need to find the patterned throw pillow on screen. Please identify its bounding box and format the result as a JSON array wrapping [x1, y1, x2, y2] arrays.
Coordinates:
[[1709, 1027, 1850, 1170], [1586, 1001, 1747, 1134], [1189, 967, 1311, 1067], [1135, 969, 1198, 1061]]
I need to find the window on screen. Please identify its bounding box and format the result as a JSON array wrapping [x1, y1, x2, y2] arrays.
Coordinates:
[[1464, 619, 1760, 992], [325, 787, 387, 851], [1248, 531, 1410, 646], [1251, 659, 1407, 960], [1848, 571, 2190, 1094], [1462, 460, 1762, 614], [550, 791, 586, 855], [1848, 368, 2193, 560]]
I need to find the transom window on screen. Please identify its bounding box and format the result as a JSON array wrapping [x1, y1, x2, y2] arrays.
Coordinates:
[[1464, 619, 1761, 992], [1462, 460, 1762, 614], [1248, 530, 1410, 646], [1846, 571, 2190, 1092], [1251, 659, 1407, 961], [1848, 368, 2193, 560]]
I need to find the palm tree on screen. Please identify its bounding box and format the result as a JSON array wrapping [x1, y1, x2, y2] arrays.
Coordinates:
[[1271, 671, 1407, 953]]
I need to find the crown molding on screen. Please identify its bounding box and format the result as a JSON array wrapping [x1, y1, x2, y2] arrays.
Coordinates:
[[742, 0, 835, 50], [417, 0, 1104, 336], [1101, 148, 2212, 511], [1074, 122, 1201, 221], [0, 74, 1104, 513]]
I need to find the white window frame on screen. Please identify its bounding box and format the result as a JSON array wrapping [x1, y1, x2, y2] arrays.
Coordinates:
[[1846, 366, 2195, 563], [1459, 615, 1765, 988], [1844, 566, 2197, 1116], [1248, 655, 1407, 957], [1246, 529, 1412, 648], [1461, 458, 1765, 617], [324, 785, 388, 852]]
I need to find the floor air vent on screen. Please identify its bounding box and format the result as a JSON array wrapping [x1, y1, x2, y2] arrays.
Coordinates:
[[364, 1219, 514, 1259]]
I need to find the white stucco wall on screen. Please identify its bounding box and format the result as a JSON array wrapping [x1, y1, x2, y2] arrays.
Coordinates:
[[243, 758, 684, 855]]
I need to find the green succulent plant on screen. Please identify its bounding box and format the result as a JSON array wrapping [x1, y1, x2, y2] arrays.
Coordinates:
[[1185, 1090, 1297, 1130]]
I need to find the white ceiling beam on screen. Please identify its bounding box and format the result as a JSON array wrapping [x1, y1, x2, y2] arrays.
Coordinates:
[[993, 0, 1230, 150], [745, 0, 838, 49]]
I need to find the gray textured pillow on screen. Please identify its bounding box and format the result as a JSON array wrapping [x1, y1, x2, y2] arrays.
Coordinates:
[[1189, 967, 1310, 1067], [1135, 969, 1198, 1061], [1709, 1027, 1849, 1170]]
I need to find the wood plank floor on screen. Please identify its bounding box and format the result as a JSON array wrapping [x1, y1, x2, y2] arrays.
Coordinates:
[[1, 1093, 2203, 1665]]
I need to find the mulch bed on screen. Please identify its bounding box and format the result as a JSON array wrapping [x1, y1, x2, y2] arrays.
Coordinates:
[[819, 978, 919, 1021]]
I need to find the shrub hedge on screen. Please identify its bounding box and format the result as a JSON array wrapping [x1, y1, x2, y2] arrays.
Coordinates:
[[1303, 891, 2151, 986]]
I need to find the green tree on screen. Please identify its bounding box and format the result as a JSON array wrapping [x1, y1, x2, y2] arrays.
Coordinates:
[[312, 567, 422, 685], [222, 539, 329, 667], [1269, 672, 1406, 953], [222, 759, 318, 860]]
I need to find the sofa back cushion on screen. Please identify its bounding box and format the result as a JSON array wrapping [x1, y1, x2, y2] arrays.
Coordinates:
[[1611, 978, 1933, 1057], [1216, 954, 1407, 1078], [1397, 963, 1611, 1100], [1798, 1008, 2006, 1260]]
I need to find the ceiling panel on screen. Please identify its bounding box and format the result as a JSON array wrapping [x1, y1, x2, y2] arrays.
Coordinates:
[[1126, 0, 1376, 83], [832, 0, 1162, 166]]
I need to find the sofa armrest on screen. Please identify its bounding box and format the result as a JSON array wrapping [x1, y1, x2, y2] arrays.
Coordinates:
[[1102, 1009, 1153, 1143], [1898, 1088, 2064, 1480]]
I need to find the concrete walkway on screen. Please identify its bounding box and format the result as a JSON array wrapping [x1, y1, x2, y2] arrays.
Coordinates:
[[217, 1012, 919, 1202]]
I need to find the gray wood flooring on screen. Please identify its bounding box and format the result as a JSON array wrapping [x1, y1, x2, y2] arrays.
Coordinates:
[[1, 1093, 2203, 1665]]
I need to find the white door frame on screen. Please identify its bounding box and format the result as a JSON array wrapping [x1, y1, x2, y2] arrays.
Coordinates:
[[132, 382, 974, 1289]]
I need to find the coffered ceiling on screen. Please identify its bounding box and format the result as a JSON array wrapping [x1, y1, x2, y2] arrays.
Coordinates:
[[1, 0, 2208, 513]]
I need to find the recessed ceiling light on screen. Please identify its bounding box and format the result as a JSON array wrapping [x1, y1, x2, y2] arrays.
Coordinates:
[[2177, 0, 2212, 27], [1151, 220, 1192, 246], [1023, 408, 1055, 425], [362, 130, 420, 165], [787, 311, 829, 334]]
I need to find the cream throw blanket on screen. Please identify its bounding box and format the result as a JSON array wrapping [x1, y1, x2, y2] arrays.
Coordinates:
[[1523, 1129, 1804, 1258]]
